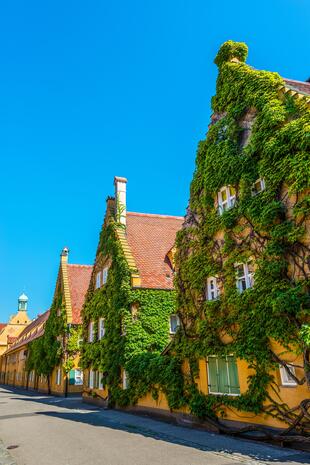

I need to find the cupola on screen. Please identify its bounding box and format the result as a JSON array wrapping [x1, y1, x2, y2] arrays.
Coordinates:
[[18, 293, 28, 311]]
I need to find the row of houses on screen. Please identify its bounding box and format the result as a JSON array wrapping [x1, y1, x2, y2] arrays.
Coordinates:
[[1, 40, 310, 436]]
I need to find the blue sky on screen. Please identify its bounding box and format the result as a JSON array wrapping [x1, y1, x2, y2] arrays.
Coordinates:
[[0, 0, 309, 321]]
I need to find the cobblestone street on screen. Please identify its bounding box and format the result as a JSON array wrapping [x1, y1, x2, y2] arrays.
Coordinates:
[[0, 386, 309, 465]]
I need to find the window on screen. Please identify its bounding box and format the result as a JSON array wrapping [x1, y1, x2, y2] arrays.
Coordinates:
[[218, 186, 236, 215], [207, 356, 240, 395], [102, 267, 109, 285], [95, 271, 101, 289], [56, 367, 61, 386], [122, 370, 128, 389], [235, 263, 254, 292], [169, 315, 180, 334], [206, 277, 220, 301], [98, 318, 105, 339], [88, 321, 95, 342], [279, 364, 297, 386], [251, 178, 265, 196], [69, 369, 83, 386], [89, 369, 94, 389], [98, 371, 103, 390]]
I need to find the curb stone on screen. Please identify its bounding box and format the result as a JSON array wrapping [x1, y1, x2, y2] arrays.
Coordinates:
[[0, 440, 17, 465]]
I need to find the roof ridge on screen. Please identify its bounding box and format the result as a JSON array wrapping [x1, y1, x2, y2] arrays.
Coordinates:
[[127, 211, 184, 220], [67, 264, 93, 268], [283, 77, 310, 86]]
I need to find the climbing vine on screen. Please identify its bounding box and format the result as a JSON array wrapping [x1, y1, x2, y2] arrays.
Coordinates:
[[81, 217, 178, 406], [172, 40, 310, 436], [26, 289, 82, 391]]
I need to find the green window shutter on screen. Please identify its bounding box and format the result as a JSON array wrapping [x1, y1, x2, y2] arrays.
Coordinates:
[[218, 357, 229, 394], [227, 356, 240, 394], [207, 358, 218, 393], [69, 369, 75, 385]]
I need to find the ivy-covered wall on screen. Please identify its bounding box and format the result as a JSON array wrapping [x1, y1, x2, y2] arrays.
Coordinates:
[[26, 282, 82, 391], [171, 40, 310, 433], [81, 211, 181, 407]]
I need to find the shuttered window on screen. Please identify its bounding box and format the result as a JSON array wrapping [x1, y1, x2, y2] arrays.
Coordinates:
[[207, 356, 240, 395]]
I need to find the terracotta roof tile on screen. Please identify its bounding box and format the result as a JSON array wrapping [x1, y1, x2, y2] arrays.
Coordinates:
[[67, 264, 93, 324], [0, 323, 6, 332], [283, 78, 310, 95], [5, 310, 50, 354], [126, 212, 183, 290]]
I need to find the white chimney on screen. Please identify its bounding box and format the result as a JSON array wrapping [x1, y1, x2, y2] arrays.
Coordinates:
[[114, 176, 127, 225]]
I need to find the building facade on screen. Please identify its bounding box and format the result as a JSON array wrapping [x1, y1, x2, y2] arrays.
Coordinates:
[[82, 176, 183, 407], [1, 249, 92, 396], [108, 41, 310, 437], [0, 294, 31, 356]]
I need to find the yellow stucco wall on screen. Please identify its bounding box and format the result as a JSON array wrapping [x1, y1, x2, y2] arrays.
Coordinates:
[[134, 347, 308, 430], [0, 311, 31, 356]]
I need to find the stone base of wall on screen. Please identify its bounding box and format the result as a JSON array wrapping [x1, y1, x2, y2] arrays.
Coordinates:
[[82, 393, 109, 408]]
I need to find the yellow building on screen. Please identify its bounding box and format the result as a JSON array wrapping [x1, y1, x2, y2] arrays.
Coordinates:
[[0, 294, 31, 357], [101, 43, 310, 440], [1, 249, 92, 396]]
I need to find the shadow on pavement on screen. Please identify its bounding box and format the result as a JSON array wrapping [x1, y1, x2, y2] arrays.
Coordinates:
[[2, 385, 310, 464]]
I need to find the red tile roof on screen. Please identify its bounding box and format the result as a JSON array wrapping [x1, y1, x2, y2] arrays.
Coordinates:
[[0, 323, 6, 333], [5, 310, 50, 354], [67, 264, 93, 324], [283, 78, 310, 95], [126, 212, 183, 290]]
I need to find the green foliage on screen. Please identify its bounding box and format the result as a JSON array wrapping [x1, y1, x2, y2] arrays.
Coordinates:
[[174, 41, 310, 422], [26, 293, 82, 378], [81, 219, 178, 407]]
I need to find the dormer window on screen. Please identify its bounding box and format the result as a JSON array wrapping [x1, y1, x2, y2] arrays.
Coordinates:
[[169, 315, 180, 334], [218, 186, 236, 215], [88, 321, 95, 342], [98, 318, 105, 339], [95, 272, 101, 289], [102, 267, 109, 285], [206, 277, 220, 301], [235, 262, 254, 293], [251, 178, 265, 196]]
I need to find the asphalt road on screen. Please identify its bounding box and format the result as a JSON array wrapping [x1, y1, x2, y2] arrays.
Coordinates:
[[0, 386, 309, 465]]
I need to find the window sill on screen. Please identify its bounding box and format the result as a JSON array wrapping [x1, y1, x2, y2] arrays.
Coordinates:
[[208, 392, 240, 397]]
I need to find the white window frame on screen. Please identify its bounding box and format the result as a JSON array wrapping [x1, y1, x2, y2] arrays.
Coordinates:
[[102, 267, 109, 285], [56, 367, 61, 386], [95, 271, 101, 289], [169, 314, 180, 334], [207, 355, 240, 396], [122, 370, 128, 389], [279, 364, 297, 387], [218, 186, 236, 215], [251, 178, 265, 196], [235, 263, 254, 293], [89, 369, 94, 389], [206, 277, 220, 301], [98, 318, 105, 340], [74, 369, 83, 386], [98, 371, 103, 390], [88, 321, 95, 342]]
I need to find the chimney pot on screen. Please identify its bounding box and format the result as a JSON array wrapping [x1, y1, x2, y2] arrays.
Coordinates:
[[114, 176, 127, 225]]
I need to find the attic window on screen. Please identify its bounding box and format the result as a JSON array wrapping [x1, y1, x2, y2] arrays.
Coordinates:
[[95, 271, 101, 289], [217, 186, 236, 215], [251, 178, 265, 196], [102, 267, 109, 285], [206, 277, 220, 301]]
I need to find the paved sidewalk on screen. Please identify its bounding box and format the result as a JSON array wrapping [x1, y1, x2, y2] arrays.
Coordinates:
[[0, 386, 309, 465], [0, 440, 17, 465]]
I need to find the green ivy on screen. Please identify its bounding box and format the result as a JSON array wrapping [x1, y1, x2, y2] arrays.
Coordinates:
[[173, 40, 310, 423], [81, 219, 178, 407]]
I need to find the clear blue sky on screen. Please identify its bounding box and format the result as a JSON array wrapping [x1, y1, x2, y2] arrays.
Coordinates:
[[0, 0, 309, 321]]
